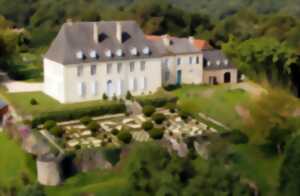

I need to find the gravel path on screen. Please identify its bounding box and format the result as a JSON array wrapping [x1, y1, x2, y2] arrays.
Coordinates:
[[4, 81, 43, 93]]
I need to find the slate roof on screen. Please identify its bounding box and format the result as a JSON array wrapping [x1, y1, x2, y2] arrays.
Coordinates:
[[203, 49, 235, 70], [45, 21, 163, 65]]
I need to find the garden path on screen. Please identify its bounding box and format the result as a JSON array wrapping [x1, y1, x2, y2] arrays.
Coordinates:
[[3, 80, 43, 93]]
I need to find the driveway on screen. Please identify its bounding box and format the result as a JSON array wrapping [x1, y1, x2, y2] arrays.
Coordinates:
[[4, 81, 43, 93]]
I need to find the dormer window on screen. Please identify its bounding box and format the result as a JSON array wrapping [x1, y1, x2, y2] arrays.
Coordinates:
[[105, 50, 112, 58], [76, 50, 84, 60], [130, 47, 138, 56], [216, 60, 221, 66], [89, 50, 97, 59], [143, 46, 150, 55], [116, 49, 123, 57], [224, 59, 229, 66], [207, 61, 211, 67]]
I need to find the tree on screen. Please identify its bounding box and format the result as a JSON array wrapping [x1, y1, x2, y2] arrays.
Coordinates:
[[279, 136, 300, 196], [18, 183, 45, 196], [117, 131, 132, 144], [265, 125, 292, 155]]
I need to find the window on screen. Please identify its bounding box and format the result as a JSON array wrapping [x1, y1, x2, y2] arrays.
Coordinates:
[[133, 78, 138, 91], [140, 61, 146, 71], [224, 59, 229, 66], [116, 79, 122, 96], [130, 62, 135, 72], [216, 60, 221, 66], [177, 58, 181, 66], [92, 81, 98, 96], [207, 61, 211, 67], [117, 63, 122, 73], [165, 71, 170, 81], [139, 77, 147, 90], [77, 65, 83, 77], [129, 78, 134, 91], [196, 56, 200, 64], [78, 82, 85, 97], [106, 63, 112, 74], [91, 64, 96, 76], [164, 59, 169, 66], [189, 56, 193, 64]]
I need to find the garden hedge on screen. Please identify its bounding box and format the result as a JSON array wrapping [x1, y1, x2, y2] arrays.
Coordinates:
[[32, 102, 126, 128], [137, 95, 178, 107]]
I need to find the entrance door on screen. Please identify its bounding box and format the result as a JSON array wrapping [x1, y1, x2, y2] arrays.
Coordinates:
[[106, 80, 114, 98], [209, 76, 217, 85], [224, 72, 231, 83], [176, 70, 182, 85]]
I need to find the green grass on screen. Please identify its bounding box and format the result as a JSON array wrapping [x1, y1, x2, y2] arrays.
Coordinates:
[[45, 170, 128, 196], [0, 133, 36, 188], [172, 84, 251, 129], [2, 91, 118, 116]]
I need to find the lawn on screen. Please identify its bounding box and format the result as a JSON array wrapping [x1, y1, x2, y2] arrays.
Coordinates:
[[0, 133, 36, 189], [45, 170, 128, 196], [2, 91, 118, 116], [172, 84, 251, 129]]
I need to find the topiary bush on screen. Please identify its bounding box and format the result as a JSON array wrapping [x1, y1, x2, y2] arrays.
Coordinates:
[[117, 131, 132, 144], [80, 116, 92, 125], [126, 91, 132, 100], [152, 113, 166, 124], [142, 120, 154, 131], [165, 103, 177, 113], [30, 98, 38, 105], [50, 126, 64, 137], [143, 105, 156, 117], [149, 128, 164, 140], [179, 110, 190, 120], [102, 93, 108, 100], [44, 120, 57, 130], [87, 121, 100, 132], [112, 129, 119, 135]]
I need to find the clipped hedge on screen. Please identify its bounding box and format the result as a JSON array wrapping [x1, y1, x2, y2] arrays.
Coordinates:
[[137, 95, 178, 108], [32, 102, 126, 128]]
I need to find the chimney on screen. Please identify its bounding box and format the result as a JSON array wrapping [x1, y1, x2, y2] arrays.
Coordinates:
[[116, 22, 122, 43], [162, 35, 171, 46], [188, 36, 194, 44], [93, 23, 98, 43]]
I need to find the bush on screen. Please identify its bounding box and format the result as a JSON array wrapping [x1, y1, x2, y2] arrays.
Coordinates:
[[102, 93, 108, 100], [152, 113, 166, 124], [50, 126, 64, 137], [32, 102, 126, 128], [30, 98, 38, 105], [179, 110, 190, 120], [43, 120, 56, 130], [165, 103, 176, 113], [126, 91, 132, 100], [87, 121, 100, 132], [112, 129, 119, 135], [80, 116, 92, 125], [142, 120, 154, 131], [149, 128, 164, 140], [143, 105, 156, 117], [137, 95, 178, 107], [221, 129, 249, 144], [117, 131, 132, 144]]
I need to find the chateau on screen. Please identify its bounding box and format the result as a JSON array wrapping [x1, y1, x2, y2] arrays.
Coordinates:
[[44, 21, 237, 103]]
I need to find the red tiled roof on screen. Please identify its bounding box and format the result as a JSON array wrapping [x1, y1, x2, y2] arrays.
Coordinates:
[[145, 35, 162, 41], [193, 39, 211, 50]]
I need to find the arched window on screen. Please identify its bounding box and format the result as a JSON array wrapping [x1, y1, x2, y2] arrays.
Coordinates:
[[78, 82, 86, 97], [106, 80, 114, 97]]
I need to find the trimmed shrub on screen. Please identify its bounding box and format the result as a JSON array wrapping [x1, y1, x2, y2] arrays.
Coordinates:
[[149, 128, 164, 140], [142, 120, 154, 131], [137, 95, 178, 107], [142, 105, 156, 117], [152, 113, 166, 124], [80, 116, 92, 125], [112, 129, 119, 135], [32, 102, 126, 128], [87, 121, 100, 132], [102, 93, 108, 100], [126, 91, 132, 100], [43, 120, 56, 130], [221, 129, 249, 144], [165, 103, 176, 113], [179, 110, 190, 120], [117, 131, 132, 144], [30, 98, 38, 105], [50, 126, 64, 137]]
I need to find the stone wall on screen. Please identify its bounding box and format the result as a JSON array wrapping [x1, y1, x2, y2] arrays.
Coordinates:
[[203, 68, 238, 84]]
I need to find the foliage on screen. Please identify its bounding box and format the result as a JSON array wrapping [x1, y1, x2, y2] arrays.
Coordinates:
[[126, 91, 132, 100], [149, 128, 164, 140], [221, 129, 249, 144], [111, 129, 119, 135], [30, 98, 38, 106], [179, 110, 190, 120], [279, 136, 300, 196], [142, 105, 156, 117], [137, 94, 178, 108], [142, 120, 154, 131], [87, 121, 100, 132], [151, 113, 166, 124], [117, 131, 132, 144], [17, 183, 45, 196], [165, 102, 177, 113], [49, 126, 64, 137], [43, 120, 56, 130], [102, 93, 108, 100], [32, 102, 126, 128], [80, 116, 92, 125]]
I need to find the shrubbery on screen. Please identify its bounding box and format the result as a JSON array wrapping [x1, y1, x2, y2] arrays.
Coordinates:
[[142, 120, 154, 131], [165, 103, 177, 113], [80, 116, 92, 125], [112, 129, 119, 135], [30, 98, 38, 105], [117, 131, 132, 144], [179, 110, 190, 120], [149, 128, 164, 140], [221, 129, 249, 144], [143, 105, 156, 117], [50, 126, 64, 137], [32, 102, 126, 128], [43, 120, 56, 130], [126, 91, 132, 100], [87, 121, 100, 132], [152, 113, 166, 124], [137, 95, 178, 107]]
